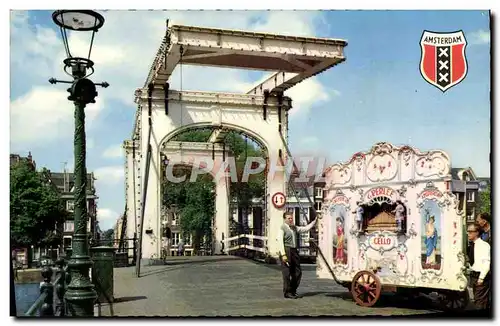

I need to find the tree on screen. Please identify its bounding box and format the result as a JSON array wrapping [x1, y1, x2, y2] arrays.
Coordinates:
[[178, 179, 215, 251], [163, 129, 267, 251], [100, 229, 115, 246], [162, 165, 215, 252], [10, 161, 66, 248], [477, 184, 491, 215]]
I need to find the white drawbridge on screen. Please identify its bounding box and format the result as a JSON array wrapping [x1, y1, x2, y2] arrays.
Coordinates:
[[122, 23, 347, 270]]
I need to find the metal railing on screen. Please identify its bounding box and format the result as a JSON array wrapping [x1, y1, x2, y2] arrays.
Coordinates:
[[92, 237, 137, 266], [23, 258, 68, 317], [226, 227, 267, 256]]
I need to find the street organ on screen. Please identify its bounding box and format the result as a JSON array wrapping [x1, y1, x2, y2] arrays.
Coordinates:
[[316, 142, 469, 309]]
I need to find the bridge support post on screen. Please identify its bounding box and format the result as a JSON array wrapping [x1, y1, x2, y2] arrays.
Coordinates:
[[214, 176, 230, 254]]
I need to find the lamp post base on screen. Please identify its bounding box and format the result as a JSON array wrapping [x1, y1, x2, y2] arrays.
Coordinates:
[[65, 235, 97, 316], [65, 287, 97, 317]]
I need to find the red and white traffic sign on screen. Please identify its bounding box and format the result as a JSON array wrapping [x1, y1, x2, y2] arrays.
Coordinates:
[[272, 192, 286, 209]]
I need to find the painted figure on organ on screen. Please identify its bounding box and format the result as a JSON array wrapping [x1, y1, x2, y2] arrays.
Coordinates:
[[353, 202, 364, 232], [335, 217, 345, 264], [392, 200, 406, 233], [425, 215, 438, 266]]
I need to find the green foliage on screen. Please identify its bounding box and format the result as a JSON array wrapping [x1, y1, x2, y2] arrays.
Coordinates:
[[178, 181, 215, 234], [162, 129, 267, 247], [224, 131, 266, 208], [478, 183, 491, 215], [100, 228, 115, 246], [173, 129, 212, 142], [10, 162, 66, 248], [163, 166, 215, 250]]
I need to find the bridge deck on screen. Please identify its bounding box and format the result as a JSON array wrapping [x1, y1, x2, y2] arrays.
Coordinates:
[[100, 256, 446, 316]]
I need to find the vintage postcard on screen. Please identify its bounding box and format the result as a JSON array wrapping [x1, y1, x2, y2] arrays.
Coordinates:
[[10, 9, 491, 318]]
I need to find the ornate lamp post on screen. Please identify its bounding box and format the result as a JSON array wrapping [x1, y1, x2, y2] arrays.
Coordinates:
[[49, 10, 109, 317]]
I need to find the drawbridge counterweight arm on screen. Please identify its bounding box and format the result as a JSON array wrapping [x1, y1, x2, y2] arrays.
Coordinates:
[[278, 132, 343, 286]]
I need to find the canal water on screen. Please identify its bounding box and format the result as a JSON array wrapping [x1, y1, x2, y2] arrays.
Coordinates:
[[14, 283, 40, 316]]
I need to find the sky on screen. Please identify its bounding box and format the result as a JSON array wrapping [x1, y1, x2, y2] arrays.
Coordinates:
[[10, 10, 491, 231]]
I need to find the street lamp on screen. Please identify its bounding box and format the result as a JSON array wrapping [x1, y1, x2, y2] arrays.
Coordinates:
[[49, 10, 109, 317]]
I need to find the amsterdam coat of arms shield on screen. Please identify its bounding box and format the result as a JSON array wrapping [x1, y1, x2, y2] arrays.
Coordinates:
[[419, 30, 468, 92]]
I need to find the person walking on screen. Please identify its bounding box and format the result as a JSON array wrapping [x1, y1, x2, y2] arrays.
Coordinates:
[[177, 238, 185, 256], [467, 223, 491, 310], [476, 213, 491, 244], [277, 211, 317, 299]]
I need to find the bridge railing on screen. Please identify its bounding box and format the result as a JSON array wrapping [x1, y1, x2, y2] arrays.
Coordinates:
[[24, 258, 68, 317], [226, 227, 267, 256]]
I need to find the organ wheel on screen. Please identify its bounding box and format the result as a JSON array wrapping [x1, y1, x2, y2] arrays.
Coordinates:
[[350, 270, 382, 307], [438, 290, 469, 312]]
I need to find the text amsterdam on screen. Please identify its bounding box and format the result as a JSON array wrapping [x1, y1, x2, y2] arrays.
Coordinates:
[[422, 35, 463, 45]]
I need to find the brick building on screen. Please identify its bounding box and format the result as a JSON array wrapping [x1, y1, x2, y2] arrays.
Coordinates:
[[44, 169, 98, 251], [10, 152, 36, 170], [450, 167, 487, 226]]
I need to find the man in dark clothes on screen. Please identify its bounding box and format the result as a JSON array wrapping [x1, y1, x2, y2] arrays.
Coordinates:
[[476, 213, 491, 244], [277, 211, 316, 299], [467, 223, 491, 310]]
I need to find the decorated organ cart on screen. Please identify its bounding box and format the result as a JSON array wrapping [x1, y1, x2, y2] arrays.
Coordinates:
[[316, 142, 469, 309]]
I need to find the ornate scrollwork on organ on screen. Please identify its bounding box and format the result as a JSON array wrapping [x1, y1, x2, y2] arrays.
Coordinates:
[[415, 152, 450, 178]]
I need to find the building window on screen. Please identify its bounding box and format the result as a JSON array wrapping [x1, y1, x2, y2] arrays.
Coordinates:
[[86, 200, 93, 213], [67, 200, 74, 212], [172, 232, 180, 246], [466, 191, 475, 202], [63, 237, 72, 249], [184, 234, 193, 246], [314, 201, 322, 211], [64, 221, 74, 232], [171, 211, 178, 226], [315, 187, 323, 199]]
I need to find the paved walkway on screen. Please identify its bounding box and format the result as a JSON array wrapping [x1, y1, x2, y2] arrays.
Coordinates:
[[100, 256, 443, 317]]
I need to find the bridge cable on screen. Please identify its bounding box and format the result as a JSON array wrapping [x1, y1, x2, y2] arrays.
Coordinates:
[[118, 204, 127, 251], [132, 144, 137, 236], [278, 131, 343, 286], [164, 19, 171, 116], [244, 135, 248, 235], [179, 45, 184, 127], [136, 83, 155, 278], [131, 139, 138, 261]]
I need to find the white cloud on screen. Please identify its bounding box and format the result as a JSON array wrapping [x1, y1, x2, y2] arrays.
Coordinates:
[[93, 165, 125, 184], [469, 29, 490, 45], [97, 208, 119, 230], [287, 79, 337, 117], [10, 87, 102, 146], [102, 144, 124, 159]]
